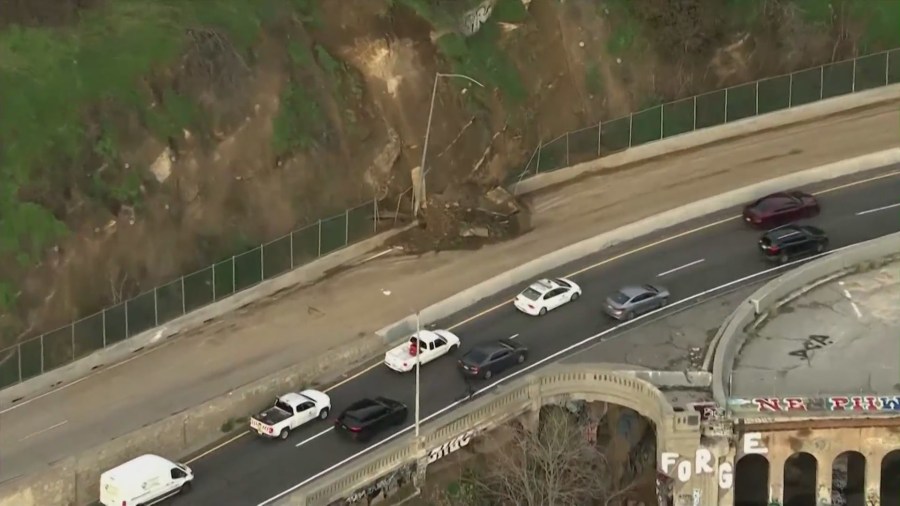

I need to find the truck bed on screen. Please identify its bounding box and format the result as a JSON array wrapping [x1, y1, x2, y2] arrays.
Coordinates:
[[253, 406, 291, 426]]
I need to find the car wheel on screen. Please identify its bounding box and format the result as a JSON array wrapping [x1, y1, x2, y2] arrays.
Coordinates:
[[319, 408, 330, 420], [779, 252, 789, 264], [816, 242, 824, 253], [624, 311, 634, 321], [570, 292, 580, 302], [484, 370, 493, 380], [517, 353, 525, 364], [180, 482, 192, 494], [660, 298, 668, 307], [538, 307, 547, 316], [279, 429, 289, 440]]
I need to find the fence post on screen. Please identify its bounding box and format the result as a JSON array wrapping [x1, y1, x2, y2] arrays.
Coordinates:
[[153, 287, 159, 326], [231, 255, 236, 292], [535, 141, 542, 175], [692, 96, 697, 130], [819, 65, 824, 100], [627, 114, 633, 147], [17, 342, 23, 382], [211, 261, 217, 301], [755, 80, 759, 115], [102, 309, 107, 348], [372, 200, 378, 234], [851, 56, 857, 92], [181, 276, 186, 314], [788, 72, 794, 107], [724, 88, 729, 123], [71, 323, 76, 363], [289, 231, 295, 270], [40, 335, 44, 374], [565, 133, 570, 167], [596, 121, 602, 156], [260, 243, 265, 279], [124, 299, 130, 338], [317, 220, 323, 257], [659, 104, 664, 138], [345, 209, 350, 246], [886, 51, 891, 86]]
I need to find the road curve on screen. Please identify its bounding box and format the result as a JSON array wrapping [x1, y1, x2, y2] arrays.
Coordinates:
[[170, 166, 900, 505]]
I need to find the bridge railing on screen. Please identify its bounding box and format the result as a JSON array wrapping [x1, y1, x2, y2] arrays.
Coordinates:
[[275, 365, 697, 506]]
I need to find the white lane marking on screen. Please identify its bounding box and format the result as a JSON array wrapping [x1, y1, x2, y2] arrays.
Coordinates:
[[508, 334, 519, 340], [257, 248, 849, 506], [19, 420, 67, 442], [295, 427, 332, 447], [839, 285, 864, 320], [657, 258, 706, 278], [855, 202, 900, 216]]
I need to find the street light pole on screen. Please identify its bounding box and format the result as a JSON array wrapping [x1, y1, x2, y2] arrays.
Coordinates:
[[414, 72, 486, 216], [414, 311, 421, 437]]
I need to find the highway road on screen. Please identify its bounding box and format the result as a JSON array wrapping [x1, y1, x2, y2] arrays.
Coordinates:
[[172, 165, 900, 505]]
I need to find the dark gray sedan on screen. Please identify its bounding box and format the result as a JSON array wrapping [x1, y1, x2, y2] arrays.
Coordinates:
[[604, 284, 670, 321]]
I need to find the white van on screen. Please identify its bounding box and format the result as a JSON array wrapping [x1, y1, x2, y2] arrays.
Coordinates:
[[99, 454, 193, 506]]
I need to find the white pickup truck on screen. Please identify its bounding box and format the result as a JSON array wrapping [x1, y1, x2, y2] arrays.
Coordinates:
[[384, 330, 461, 373], [249, 390, 331, 440]]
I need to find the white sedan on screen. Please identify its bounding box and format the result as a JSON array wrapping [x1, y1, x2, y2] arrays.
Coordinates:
[[384, 329, 461, 372], [513, 278, 582, 316]]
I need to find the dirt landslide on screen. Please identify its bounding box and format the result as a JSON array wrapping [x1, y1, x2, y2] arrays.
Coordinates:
[[386, 185, 532, 254]]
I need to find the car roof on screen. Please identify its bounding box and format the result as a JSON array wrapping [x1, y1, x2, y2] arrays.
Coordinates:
[[103, 454, 174, 480], [279, 392, 308, 405], [411, 330, 441, 343], [764, 224, 804, 240], [345, 398, 386, 417], [527, 278, 559, 293], [618, 285, 650, 298]]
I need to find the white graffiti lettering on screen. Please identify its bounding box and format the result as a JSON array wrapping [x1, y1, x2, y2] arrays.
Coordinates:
[[427, 429, 475, 463], [742, 432, 768, 455], [661, 448, 735, 489], [461, 0, 495, 36]]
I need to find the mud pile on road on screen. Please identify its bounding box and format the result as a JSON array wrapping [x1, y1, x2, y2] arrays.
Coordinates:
[[387, 185, 531, 254]]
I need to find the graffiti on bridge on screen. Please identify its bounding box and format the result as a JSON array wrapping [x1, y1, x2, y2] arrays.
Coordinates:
[[740, 395, 900, 412], [339, 462, 416, 505]]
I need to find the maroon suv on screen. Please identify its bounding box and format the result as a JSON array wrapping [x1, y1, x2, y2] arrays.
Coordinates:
[[742, 191, 819, 229]]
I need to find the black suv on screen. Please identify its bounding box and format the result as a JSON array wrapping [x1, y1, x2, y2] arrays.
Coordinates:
[[335, 397, 408, 442], [758, 224, 828, 264]]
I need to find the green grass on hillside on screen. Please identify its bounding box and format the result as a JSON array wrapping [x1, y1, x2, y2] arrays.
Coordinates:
[[0, 0, 312, 311]]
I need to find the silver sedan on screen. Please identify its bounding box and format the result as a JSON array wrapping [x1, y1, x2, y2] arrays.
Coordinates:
[[604, 284, 670, 321]]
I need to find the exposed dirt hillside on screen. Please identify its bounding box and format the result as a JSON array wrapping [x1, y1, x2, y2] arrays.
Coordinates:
[[1, 0, 897, 345]]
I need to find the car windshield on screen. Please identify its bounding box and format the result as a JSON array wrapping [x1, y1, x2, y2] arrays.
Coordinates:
[[520, 288, 542, 301], [610, 292, 630, 305], [465, 348, 489, 364]]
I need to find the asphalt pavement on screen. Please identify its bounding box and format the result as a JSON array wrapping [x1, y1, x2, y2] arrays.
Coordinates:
[[174, 166, 900, 505]]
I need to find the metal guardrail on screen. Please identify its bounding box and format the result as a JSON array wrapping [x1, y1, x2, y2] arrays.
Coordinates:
[[274, 366, 698, 506]]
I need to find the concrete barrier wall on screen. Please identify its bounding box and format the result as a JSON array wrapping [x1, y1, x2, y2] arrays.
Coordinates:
[[0, 334, 386, 506], [272, 365, 698, 506], [378, 148, 900, 341], [711, 231, 900, 405]]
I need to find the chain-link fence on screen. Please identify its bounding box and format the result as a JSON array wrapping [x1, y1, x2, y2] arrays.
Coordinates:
[[3, 49, 899, 391], [510, 48, 900, 184], [0, 201, 378, 389]]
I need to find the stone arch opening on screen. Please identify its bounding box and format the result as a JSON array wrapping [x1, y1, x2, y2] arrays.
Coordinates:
[[783, 451, 817, 506], [735, 453, 769, 506], [881, 449, 900, 505], [540, 401, 660, 505], [832, 451, 866, 506]]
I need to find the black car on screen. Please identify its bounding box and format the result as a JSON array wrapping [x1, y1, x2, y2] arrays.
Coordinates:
[[458, 339, 528, 380], [334, 397, 408, 442], [758, 224, 828, 264]]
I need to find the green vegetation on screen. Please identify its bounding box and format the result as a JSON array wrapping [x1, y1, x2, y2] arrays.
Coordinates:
[[586, 64, 604, 95], [0, 0, 311, 312], [796, 0, 900, 51]]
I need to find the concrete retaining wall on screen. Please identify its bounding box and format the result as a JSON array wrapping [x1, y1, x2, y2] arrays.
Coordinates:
[[378, 148, 900, 341], [0, 334, 386, 506], [710, 231, 900, 405]]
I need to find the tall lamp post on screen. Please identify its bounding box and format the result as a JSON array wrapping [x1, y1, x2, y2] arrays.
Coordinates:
[[382, 289, 424, 437], [414, 72, 486, 216]]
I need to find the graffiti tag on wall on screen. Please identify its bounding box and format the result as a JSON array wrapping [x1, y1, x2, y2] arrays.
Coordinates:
[[734, 395, 900, 412], [660, 433, 767, 489], [427, 428, 477, 464], [461, 0, 496, 36], [344, 462, 416, 505]]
